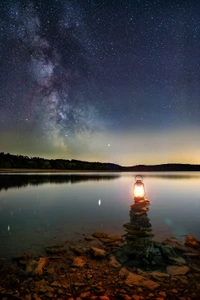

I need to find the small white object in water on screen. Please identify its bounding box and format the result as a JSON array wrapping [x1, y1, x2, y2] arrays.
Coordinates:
[[10, 211, 13, 216], [8, 225, 10, 231], [98, 199, 101, 206]]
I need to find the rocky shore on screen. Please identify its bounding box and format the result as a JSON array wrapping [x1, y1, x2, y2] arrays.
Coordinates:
[[0, 231, 200, 300]]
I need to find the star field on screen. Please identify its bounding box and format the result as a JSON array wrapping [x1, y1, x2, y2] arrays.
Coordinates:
[[0, 0, 200, 165]]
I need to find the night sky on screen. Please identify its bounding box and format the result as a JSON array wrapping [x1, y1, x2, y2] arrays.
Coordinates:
[[1, 0, 200, 166]]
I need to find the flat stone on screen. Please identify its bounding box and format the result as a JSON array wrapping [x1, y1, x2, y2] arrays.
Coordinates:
[[71, 257, 86, 267], [149, 271, 170, 281], [166, 265, 190, 276], [90, 247, 106, 257], [125, 272, 160, 290]]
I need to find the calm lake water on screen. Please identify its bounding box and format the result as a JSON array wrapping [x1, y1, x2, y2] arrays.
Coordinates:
[[0, 172, 200, 260]]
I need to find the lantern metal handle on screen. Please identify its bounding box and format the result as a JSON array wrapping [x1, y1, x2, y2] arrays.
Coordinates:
[[135, 175, 143, 181]]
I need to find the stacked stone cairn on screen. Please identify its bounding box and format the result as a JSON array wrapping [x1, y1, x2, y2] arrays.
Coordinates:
[[123, 199, 154, 266]]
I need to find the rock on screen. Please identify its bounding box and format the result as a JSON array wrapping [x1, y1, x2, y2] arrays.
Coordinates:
[[84, 236, 95, 241], [99, 237, 113, 243], [99, 296, 110, 300], [80, 291, 91, 298], [119, 267, 129, 278], [124, 295, 132, 300], [46, 267, 54, 274], [51, 281, 61, 287], [185, 236, 200, 249], [167, 256, 186, 265], [161, 237, 189, 252], [90, 247, 106, 257], [33, 294, 41, 300], [109, 255, 121, 268], [132, 295, 141, 300], [160, 244, 177, 259], [109, 235, 124, 242], [33, 257, 48, 275], [35, 279, 54, 293], [166, 265, 190, 276], [71, 257, 86, 267], [92, 232, 109, 238], [26, 260, 38, 273], [149, 271, 170, 281], [45, 245, 66, 255], [125, 272, 160, 290], [70, 245, 87, 255]]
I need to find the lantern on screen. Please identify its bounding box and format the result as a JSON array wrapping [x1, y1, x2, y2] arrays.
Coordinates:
[[133, 175, 145, 200]]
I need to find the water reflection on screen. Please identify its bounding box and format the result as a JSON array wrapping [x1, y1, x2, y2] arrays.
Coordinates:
[[0, 174, 120, 191]]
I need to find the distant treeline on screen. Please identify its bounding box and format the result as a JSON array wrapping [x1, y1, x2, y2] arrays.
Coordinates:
[[0, 152, 121, 170], [0, 152, 200, 171]]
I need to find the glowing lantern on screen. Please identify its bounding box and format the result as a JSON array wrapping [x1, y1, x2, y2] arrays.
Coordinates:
[[133, 175, 145, 200]]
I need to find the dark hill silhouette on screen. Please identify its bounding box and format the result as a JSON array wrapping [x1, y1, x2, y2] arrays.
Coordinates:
[[0, 152, 200, 172]]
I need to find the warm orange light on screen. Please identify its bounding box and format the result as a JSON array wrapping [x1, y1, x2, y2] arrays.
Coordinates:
[[133, 176, 145, 199]]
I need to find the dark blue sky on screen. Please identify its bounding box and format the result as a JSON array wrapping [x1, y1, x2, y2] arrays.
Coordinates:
[[0, 0, 200, 165]]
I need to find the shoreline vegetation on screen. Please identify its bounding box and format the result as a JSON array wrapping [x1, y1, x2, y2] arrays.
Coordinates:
[[1, 152, 200, 172]]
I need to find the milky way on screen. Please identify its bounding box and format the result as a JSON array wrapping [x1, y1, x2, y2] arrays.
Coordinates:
[[0, 0, 102, 154], [1, 0, 200, 164]]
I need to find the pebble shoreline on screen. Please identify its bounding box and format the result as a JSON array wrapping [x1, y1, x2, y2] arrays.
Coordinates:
[[0, 232, 200, 300]]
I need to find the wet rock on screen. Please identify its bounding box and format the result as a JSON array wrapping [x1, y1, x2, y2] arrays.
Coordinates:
[[185, 236, 200, 249], [71, 257, 86, 267], [166, 265, 190, 276], [90, 247, 106, 257]]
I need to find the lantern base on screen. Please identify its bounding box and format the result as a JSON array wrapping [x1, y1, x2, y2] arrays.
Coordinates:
[[133, 198, 150, 204]]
